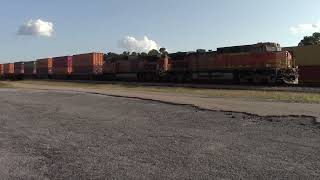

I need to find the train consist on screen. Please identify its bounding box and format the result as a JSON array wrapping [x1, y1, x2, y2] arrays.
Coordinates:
[[0, 42, 299, 85]]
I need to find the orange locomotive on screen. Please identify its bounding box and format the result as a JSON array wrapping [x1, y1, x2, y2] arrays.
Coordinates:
[[165, 43, 298, 84]]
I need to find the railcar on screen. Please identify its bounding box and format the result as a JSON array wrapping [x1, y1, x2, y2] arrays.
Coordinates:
[[14, 62, 24, 80], [165, 43, 298, 84], [52, 56, 73, 79], [0, 64, 4, 79], [103, 54, 169, 81], [23, 61, 37, 79], [3, 63, 14, 79], [72, 53, 104, 80], [36, 58, 53, 79]]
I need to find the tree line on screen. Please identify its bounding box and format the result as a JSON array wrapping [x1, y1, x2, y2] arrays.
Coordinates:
[[299, 32, 320, 46], [105, 48, 168, 59], [106, 32, 320, 60]]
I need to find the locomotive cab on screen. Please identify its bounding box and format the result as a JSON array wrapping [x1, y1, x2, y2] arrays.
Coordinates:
[[280, 51, 299, 85]]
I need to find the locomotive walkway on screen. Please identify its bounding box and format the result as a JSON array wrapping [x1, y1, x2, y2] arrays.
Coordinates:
[[4, 81, 320, 123]]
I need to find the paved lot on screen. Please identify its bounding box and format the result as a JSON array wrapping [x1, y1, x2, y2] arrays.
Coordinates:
[[0, 89, 319, 179], [7, 81, 320, 122]]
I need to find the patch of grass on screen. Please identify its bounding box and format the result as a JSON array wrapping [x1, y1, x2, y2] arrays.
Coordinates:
[[126, 86, 320, 103], [0, 81, 12, 88], [9, 80, 320, 104]]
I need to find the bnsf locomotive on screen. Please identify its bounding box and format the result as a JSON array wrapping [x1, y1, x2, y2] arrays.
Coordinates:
[[0, 42, 299, 85]]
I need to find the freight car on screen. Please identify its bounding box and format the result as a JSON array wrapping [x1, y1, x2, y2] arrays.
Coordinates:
[[165, 43, 298, 84], [36, 58, 52, 79], [14, 62, 24, 80], [3, 63, 14, 79], [72, 53, 103, 79], [24, 61, 37, 79], [103, 54, 169, 81], [52, 56, 73, 79], [0, 64, 4, 79], [284, 45, 320, 85]]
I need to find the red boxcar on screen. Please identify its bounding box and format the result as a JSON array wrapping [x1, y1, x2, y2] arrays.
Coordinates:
[[36, 58, 52, 78], [52, 56, 72, 78], [299, 66, 320, 85], [72, 52, 103, 79]]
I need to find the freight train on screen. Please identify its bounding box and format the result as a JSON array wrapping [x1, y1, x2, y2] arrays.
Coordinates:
[[0, 42, 299, 85]]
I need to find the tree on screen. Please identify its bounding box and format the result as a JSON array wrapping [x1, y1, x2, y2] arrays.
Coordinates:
[[196, 49, 206, 53], [106, 52, 119, 57], [131, 52, 138, 56], [148, 49, 160, 56], [122, 51, 130, 56], [159, 47, 168, 55], [104, 52, 119, 61], [140, 52, 148, 56], [298, 32, 320, 46]]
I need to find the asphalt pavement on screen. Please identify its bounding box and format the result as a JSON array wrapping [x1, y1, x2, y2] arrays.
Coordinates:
[[0, 89, 319, 179]]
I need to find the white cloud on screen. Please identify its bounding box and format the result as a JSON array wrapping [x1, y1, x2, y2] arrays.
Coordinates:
[[118, 36, 160, 52], [18, 19, 54, 37], [290, 23, 320, 35]]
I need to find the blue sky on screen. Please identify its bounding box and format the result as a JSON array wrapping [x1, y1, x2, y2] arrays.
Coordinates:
[[1, 0, 320, 62]]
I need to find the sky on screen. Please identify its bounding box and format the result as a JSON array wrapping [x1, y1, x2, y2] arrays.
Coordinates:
[[1, 0, 320, 62]]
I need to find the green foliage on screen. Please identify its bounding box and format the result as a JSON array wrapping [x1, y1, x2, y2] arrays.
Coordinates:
[[148, 49, 160, 56], [105, 52, 119, 58], [298, 32, 320, 46], [131, 52, 138, 56], [159, 47, 168, 55], [104, 52, 120, 61], [196, 49, 206, 53], [122, 51, 131, 56], [105, 48, 169, 61]]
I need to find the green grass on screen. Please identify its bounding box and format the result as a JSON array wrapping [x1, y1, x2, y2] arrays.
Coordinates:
[[0, 81, 12, 88], [11, 80, 320, 104]]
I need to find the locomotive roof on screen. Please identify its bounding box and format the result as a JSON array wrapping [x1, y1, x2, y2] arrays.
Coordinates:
[[217, 42, 282, 54]]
